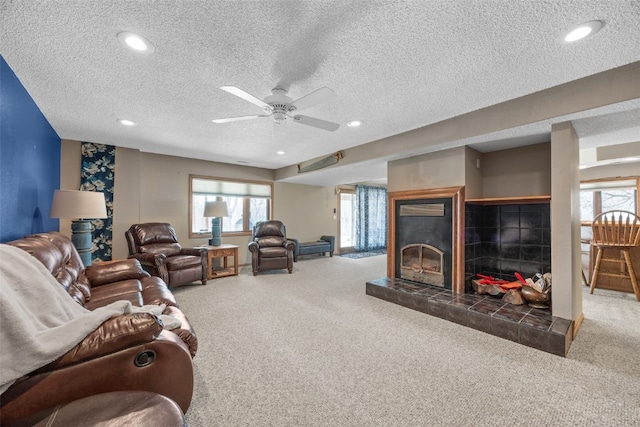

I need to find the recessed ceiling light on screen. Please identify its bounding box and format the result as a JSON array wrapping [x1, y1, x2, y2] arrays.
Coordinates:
[[118, 119, 135, 126], [562, 20, 603, 43], [347, 120, 362, 127], [117, 31, 155, 53], [277, 151, 285, 155]]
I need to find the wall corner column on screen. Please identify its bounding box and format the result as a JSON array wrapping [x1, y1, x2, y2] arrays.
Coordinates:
[[550, 122, 583, 323]]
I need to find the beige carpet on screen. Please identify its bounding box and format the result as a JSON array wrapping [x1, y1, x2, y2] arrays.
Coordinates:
[[173, 255, 640, 426]]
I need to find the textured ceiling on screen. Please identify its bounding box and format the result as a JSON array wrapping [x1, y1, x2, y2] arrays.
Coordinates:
[[1, 0, 639, 186]]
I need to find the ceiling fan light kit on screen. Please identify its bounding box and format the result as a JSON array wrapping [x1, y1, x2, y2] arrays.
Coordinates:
[[212, 86, 340, 131]]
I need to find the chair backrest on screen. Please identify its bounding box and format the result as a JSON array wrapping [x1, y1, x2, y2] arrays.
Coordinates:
[[591, 210, 640, 247], [7, 231, 91, 305], [253, 220, 287, 247], [126, 223, 182, 256]]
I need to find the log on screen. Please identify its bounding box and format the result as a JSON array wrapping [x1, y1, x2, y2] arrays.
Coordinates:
[[502, 289, 526, 305], [472, 279, 505, 296]]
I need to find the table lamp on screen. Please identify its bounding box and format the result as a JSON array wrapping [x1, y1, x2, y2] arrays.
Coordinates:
[[49, 189, 108, 267], [204, 201, 229, 246]]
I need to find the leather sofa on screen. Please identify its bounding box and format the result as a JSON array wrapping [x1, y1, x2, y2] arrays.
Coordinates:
[[1, 232, 197, 425]]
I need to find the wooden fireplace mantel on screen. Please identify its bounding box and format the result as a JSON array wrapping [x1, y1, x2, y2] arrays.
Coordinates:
[[465, 195, 550, 204], [388, 186, 466, 294]]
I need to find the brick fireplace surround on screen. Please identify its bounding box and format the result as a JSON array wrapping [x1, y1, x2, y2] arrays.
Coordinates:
[[367, 187, 572, 356]]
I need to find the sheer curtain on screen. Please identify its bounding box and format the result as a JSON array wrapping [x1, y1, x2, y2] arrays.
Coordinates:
[[355, 185, 387, 251]]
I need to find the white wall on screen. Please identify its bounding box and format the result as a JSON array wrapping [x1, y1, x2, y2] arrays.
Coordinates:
[[464, 147, 483, 199], [551, 122, 582, 322], [482, 143, 551, 198], [274, 182, 337, 243], [131, 152, 272, 264], [61, 141, 340, 264], [112, 146, 141, 259], [387, 147, 466, 192]]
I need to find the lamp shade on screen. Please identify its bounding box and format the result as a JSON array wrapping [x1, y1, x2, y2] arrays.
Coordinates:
[[50, 190, 108, 219], [203, 200, 229, 218]]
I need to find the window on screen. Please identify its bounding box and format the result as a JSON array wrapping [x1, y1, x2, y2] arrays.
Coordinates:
[[190, 175, 272, 238], [339, 190, 356, 251], [579, 177, 639, 278], [580, 178, 638, 222]]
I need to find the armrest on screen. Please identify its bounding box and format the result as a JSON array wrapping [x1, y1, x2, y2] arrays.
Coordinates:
[[128, 253, 169, 284], [35, 313, 162, 372], [129, 252, 166, 267], [284, 240, 295, 251], [289, 238, 300, 261], [179, 247, 207, 258], [320, 235, 335, 252], [162, 305, 198, 358], [85, 259, 150, 287], [248, 241, 259, 253], [0, 330, 194, 424]]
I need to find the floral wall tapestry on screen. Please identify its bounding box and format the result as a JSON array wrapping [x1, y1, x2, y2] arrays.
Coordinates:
[[80, 143, 115, 262]]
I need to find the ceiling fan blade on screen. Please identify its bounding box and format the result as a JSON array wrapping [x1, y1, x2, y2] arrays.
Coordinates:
[[212, 114, 269, 124], [292, 115, 340, 132], [290, 87, 336, 112], [220, 86, 272, 110]]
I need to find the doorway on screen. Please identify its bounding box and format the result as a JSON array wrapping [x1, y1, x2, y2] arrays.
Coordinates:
[[338, 189, 355, 253]]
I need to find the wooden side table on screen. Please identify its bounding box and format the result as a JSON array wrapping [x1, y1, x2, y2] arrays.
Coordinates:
[[199, 244, 238, 279]]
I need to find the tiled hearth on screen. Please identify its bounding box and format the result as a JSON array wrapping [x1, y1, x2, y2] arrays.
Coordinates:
[[366, 277, 572, 357]]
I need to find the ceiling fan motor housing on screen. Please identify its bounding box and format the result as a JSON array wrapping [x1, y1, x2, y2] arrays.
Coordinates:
[[264, 88, 296, 123]]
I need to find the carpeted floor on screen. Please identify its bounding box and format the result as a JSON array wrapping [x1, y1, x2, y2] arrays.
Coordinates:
[[339, 249, 387, 259], [172, 255, 640, 426]]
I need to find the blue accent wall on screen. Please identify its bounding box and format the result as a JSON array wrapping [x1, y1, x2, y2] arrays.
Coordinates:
[[0, 55, 61, 242]]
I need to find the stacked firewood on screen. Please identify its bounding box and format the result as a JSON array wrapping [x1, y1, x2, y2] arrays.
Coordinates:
[[471, 272, 551, 307]]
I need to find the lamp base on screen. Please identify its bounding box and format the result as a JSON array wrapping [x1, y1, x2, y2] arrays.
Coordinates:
[[71, 219, 92, 267], [210, 217, 222, 246]]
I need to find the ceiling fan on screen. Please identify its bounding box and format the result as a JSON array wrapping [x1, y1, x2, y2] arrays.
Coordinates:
[[212, 86, 340, 131]]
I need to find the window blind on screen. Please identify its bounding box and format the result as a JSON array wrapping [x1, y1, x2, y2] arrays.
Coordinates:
[[580, 179, 636, 192], [192, 178, 271, 198]]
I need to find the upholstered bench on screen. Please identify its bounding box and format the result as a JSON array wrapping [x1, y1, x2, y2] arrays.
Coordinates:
[[290, 236, 335, 262]]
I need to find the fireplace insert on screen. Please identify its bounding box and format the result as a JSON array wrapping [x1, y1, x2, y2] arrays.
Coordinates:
[[401, 244, 444, 287]]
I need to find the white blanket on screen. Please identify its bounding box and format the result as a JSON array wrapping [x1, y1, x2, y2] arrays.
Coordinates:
[[0, 244, 176, 395]]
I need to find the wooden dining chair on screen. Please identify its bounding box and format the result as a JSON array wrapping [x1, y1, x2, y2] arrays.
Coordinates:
[[589, 210, 640, 301]]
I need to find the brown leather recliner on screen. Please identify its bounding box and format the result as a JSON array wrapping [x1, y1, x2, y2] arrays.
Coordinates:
[[6, 391, 187, 427], [125, 223, 208, 288], [2, 232, 196, 425], [248, 220, 295, 276]]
